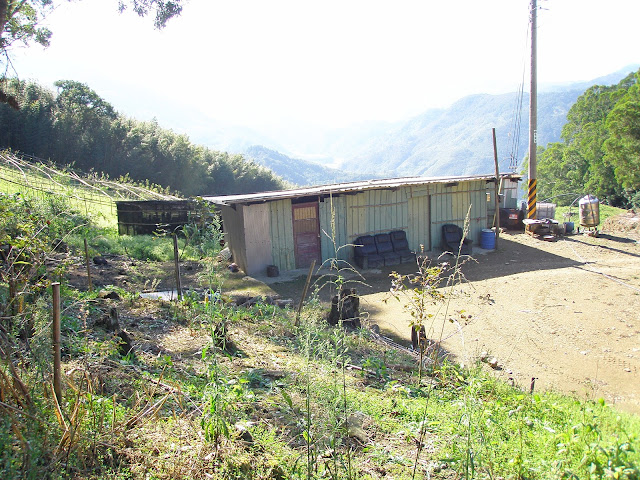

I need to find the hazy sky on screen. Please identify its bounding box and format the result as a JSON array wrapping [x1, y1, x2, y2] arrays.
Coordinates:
[[10, 0, 640, 132]]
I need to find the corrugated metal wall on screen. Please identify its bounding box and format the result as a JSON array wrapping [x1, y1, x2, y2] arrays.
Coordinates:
[[313, 181, 488, 265], [429, 180, 488, 248], [345, 189, 409, 240], [269, 199, 296, 271], [408, 187, 431, 254], [343, 188, 414, 261], [239, 179, 491, 273], [318, 194, 349, 265]]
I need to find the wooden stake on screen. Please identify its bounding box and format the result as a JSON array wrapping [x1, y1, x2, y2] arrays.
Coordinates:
[[172, 234, 182, 300], [84, 238, 92, 292], [52, 282, 62, 405], [295, 260, 316, 327]]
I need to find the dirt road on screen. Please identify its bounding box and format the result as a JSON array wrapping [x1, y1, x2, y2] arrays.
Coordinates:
[[364, 228, 640, 414]]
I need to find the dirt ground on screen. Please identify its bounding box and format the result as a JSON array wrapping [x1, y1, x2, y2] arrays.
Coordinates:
[[265, 213, 640, 415], [67, 213, 640, 415], [355, 218, 640, 415]]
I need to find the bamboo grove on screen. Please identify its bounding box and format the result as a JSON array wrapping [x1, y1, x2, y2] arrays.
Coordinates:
[[0, 78, 285, 197]]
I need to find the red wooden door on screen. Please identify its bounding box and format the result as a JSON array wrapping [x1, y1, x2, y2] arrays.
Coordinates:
[[292, 202, 321, 268]]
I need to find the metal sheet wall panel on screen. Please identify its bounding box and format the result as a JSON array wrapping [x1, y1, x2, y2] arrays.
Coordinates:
[[318, 194, 349, 265], [470, 181, 489, 242], [408, 193, 431, 253], [243, 203, 273, 276], [466, 180, 484, 244], [345, 188, 410, 244], [219, 205, 249, 274], [269, 199, 295, 271], [429, 180, 488, 249]]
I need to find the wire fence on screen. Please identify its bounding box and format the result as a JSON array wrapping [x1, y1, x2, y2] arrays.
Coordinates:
[[0, 150, 182, 219]]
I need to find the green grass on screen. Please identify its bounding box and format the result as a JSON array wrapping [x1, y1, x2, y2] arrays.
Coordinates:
[[0, 161, 119, 229], [0, 153, 220, 263], [6, 295, 637, 480], [1, 151, 180, 230]]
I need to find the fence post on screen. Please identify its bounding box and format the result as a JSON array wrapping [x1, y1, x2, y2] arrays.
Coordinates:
[[173, 234, 182, 300], [52, 282, 62, 405], [84, 238, 93, 292], [295, 260, 316, 327]]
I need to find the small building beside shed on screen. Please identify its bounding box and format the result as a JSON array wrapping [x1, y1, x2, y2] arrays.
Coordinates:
[[204, 173, 521, 276], [115, 200, 201, 235]]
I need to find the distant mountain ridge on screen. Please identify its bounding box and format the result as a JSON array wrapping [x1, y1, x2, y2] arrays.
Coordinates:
[[245, 146, 378, 186], [242, 66, 638, 185], [346, 88, 582, 177]]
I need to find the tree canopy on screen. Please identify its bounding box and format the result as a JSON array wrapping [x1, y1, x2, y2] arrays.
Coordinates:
[[1, 0, 184, 74], [604, 77, 640, 193], [0, 78, 286, 196], [536, 69, 640, 207]]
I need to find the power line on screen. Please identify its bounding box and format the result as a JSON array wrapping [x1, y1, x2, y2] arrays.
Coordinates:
[[506, 11, 531, 173]]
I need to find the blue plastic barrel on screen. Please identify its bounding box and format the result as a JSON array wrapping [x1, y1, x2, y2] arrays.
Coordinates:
[[480, 229, 496, 249], [564, 222, 574, 234]]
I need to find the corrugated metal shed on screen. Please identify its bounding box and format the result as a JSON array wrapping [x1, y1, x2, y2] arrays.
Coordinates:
[[205, 173, 521, 276]]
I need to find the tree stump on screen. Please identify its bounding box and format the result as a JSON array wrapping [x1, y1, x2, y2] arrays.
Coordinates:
[[328, 288, 361, 329], [411, 325, 427, 351]]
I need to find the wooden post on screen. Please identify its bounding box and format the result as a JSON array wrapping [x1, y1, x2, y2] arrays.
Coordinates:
[[492, 128, 500, 248], [84, 238, 92, 292], [52, 282, 62, 405], [493, 177, 504, 228], [172, 234, 182, 300], [295, 260, 316, 327], [8, 264, 17, 316]]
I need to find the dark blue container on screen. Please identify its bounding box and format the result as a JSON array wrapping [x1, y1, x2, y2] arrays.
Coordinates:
[[480, 229, 496, 249]]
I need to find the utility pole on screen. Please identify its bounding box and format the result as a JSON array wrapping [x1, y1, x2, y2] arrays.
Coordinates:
[[527, 0, 538, 219]]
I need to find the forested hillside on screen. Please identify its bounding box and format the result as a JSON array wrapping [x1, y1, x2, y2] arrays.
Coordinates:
[[537, 69, 640, 207], [238, 90, 578, 183], [0, 79, 285, 196], [338, 88, 585, 178]]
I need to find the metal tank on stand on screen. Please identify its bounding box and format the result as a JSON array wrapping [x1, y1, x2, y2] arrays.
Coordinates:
[[578, 195, 600, 235]]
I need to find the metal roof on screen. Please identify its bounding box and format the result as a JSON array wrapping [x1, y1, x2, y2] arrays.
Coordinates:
[[203, 173, 521, 206]]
